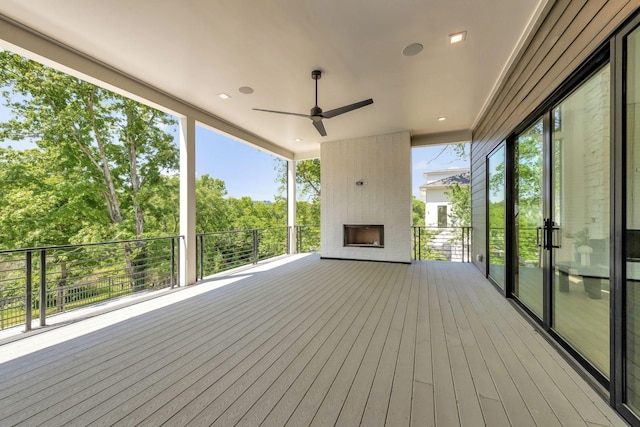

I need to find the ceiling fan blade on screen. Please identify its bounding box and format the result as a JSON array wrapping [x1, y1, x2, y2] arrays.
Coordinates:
[[253, 108, 309, 118], [313, 120, 327, 137], [321, 99, 373, 119]]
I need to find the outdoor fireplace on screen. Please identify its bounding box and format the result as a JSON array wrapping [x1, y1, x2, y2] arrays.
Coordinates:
[[344, 224, 384, 248]]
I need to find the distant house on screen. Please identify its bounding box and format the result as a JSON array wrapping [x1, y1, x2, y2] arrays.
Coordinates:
[[419, 168, 470, 227]]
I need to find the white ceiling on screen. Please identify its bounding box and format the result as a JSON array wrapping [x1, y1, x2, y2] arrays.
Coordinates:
[[0, 0, 544, 156]]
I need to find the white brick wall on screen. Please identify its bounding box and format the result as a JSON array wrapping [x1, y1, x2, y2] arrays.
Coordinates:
[[320, 132, 412, 263]]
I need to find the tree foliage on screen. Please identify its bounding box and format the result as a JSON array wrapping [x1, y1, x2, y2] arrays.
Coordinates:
[[275, 158, 321, 227], [412, 196, 425, 226], [445, 183, 471, 227], [0, 51, 178, 246]]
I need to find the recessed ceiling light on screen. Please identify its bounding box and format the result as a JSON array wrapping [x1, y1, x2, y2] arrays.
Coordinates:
[[295, 138, 302, 142], [402, 43, 423, 57], [450, 31, 467, 44], [217, 93, 231, 99], [438, 117, 446, 121], [239, 86, 254, 94]]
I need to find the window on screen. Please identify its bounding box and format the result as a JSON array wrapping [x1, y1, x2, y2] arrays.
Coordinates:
[[437, 205, 447, 227]]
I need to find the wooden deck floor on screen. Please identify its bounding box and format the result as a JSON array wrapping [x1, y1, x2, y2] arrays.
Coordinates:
[[0, 254, 627, 426]]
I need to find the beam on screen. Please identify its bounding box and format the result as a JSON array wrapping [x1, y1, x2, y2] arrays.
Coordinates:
[[411, 130, 473, 147]]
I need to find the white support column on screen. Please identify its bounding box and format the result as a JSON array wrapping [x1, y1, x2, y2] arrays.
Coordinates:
[[179, 116, 196, 286], [287, 159, 296, 254]]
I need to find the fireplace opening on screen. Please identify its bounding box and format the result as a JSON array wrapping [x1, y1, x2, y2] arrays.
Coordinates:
[[344, 224, 384, 248]]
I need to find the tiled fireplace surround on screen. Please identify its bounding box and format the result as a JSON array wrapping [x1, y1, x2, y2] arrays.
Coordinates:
[[321, 132, 412, 263]]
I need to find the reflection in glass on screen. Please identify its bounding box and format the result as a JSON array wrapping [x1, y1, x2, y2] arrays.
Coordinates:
[[626, 26, 640, 413], [514, 120, 544, 318], [488, 144, 506, 289], [551, 65, 610, 377]]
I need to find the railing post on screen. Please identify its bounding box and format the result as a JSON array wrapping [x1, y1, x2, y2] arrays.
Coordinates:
[[468, 227, 471, 262], [170, 237, 176, 288], [199, 234, 204, 280], [252, 229, 259, 264], [25, 251, 32, 332], [412, 227, 416, 260], [418, 227, 422, 260], [177, 238, 181, 286], [466, 227, 470, 262], [39, 249, 46, 327]]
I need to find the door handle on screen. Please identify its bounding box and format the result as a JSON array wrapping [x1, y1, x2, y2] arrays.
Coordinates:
[[551, 223, 561, 248], [536, 227, 543, 248]]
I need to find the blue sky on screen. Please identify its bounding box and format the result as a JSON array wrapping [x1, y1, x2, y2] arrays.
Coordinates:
[[195, 126, 282, 201]]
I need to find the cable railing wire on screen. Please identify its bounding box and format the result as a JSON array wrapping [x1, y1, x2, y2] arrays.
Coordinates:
[[412, 226, 472, 262], [0, 235, 181, 331]]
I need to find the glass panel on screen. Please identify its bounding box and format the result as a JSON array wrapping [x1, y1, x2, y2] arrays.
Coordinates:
[[626, 25, 640, 412], [514, 120, 544, 318], [488, 144, 506, 289], [437, 205, 448, 227], [552, 65, 610, 377]]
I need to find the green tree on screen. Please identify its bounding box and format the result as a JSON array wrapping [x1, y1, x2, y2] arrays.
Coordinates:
[[0, 51, 178, 244], [0, 147, 107, 249], [412, 196, 424, 226], [196, 175, 234, 233], [275, 158, 321, 202], [445, 183, 471, 227], [274, 158, 321, 250], [0, 51, 178, 290]]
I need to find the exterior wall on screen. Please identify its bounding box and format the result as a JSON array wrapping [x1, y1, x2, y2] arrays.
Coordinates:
[[420, 168, 470, 227], [423, 186, 450, 226], [470, 0, 637, 274], [320, 132, 412, 263]]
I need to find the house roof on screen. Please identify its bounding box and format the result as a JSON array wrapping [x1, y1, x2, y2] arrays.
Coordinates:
[[0, 0, 546, 158], [421, 171, 471, 189]]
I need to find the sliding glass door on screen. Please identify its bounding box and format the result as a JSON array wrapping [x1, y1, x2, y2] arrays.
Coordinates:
[[513, 120, 544, 318], [510, 66, 611, 377], [488, 143, 506, 289], [551, 65, 610, 377]]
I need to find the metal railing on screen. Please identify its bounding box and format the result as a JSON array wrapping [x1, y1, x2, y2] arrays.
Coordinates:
[[196, 225, 321, 280], [296, 225, 320, 254], [196, 227, 286, 279], [412, 226, 472, 262], [0, 236, 181, 331]]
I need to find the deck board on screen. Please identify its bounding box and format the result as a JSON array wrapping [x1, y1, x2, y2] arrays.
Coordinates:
[[0, 254, 627, 426]]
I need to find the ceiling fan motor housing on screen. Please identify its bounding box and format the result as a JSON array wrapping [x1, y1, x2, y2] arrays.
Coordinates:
[[310, 106, 323, 117]]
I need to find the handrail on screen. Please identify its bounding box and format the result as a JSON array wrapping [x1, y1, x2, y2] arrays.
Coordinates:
[[0, 235, 183, 255]]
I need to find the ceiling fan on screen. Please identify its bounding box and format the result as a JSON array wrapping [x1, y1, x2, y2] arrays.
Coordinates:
[[253, 70, 373, 137]]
